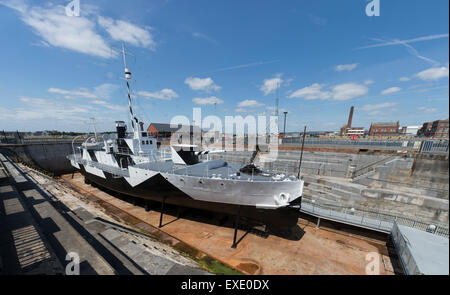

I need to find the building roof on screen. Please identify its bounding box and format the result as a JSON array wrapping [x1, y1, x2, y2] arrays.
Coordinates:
[[148, 123, 202, 133], [371, 122, 399, 127]]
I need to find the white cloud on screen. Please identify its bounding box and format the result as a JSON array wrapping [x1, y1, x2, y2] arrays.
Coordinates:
[[418, 106, 438, 113], [13, 97, 91, 121], [331, 83, 368, 101], [48, 87, 97, 99], [260, 74, 283, 96], [90, 99, 126, 111], [185, 77, 221, 92], [192, 32, 219, 45], [137, 89, 179, 101], [335, 64, 358, 72], [92, 100, 107, 105], [288, 83, 331, 100], [1, 2, 156, 59], [381, 87, 402, 95], [237, 100, 264, 108], [399, 77, 411, 82], [48, 83, 119, 99], [4, 3, 115, 58], [0, 0, 27, 13], [364, 79, 374, 85], [98, 16, 156, 50], [192, 96, 224, 105], [235, 108, 247, 113], [93, 83, 120, 99], [0, 95, 127, 131], [415, 66, 449, 81], [360, 102, 397, 111], [289, 82, 368, 101]]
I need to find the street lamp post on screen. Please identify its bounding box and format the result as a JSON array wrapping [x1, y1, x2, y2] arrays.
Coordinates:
[[283, 111, 288, 136]]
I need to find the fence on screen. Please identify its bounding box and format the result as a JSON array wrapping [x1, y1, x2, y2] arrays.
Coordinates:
[[282, 137, 448, 154], [301, 198, 449, 238], [419, 140, 449, 154]]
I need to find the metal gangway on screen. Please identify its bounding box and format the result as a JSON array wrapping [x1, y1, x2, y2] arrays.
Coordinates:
[[300, 198, 449, 238]]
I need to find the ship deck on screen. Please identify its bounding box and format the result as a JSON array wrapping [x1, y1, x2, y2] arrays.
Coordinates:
[[71, 153, 297, 182], [60, 172, 399, 275]]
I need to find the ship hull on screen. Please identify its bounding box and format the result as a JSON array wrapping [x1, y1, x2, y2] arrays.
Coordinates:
[[78, 164, 301, 229]]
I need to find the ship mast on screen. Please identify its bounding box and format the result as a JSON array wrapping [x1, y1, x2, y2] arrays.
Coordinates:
[[121, 43, 138, 134], [121, 43, 143, 153]]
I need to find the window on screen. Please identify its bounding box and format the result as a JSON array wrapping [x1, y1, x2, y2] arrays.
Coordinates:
[[150, 140, 153, 144], [142, 141, 145, 145], [146, 140, 149, 144]]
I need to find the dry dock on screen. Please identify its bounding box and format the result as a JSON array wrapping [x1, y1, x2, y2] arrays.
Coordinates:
[[59, 172, 398, 275]]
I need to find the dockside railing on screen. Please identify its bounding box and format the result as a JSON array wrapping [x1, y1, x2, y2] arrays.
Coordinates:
[[300, 198, 449, 238]]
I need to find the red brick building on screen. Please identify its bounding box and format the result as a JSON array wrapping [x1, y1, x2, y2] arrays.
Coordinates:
[[147, 123, 181, 138], [147, 123, 202, 142], [418, 119, 449, 139], [368, 122, 400, 137]]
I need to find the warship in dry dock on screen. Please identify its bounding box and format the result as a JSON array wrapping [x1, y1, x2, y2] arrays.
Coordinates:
[[67, 45, 304, 229]]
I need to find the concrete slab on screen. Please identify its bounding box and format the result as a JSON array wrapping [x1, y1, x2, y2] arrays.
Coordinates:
[[0, 168, 8, 184], [134, 252, 175, 275], [395, 224, 448, 275], [0, 184, 64, 275], [101, 228, 122, 241]]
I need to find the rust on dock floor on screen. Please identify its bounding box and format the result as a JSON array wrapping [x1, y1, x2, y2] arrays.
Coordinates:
[[60, 173, 395, 275]]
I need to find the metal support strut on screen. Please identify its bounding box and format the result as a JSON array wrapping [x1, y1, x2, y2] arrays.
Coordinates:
[[176, 206, 181, 219], [159, 196, 166, 228], [231, 206, 241, 248]]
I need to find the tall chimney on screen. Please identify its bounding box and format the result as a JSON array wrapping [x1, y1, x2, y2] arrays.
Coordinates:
[[347, 106, 354, 128]]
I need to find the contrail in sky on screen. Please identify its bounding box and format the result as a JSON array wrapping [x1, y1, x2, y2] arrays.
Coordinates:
[[356, 33, 448, 49], [198, 60, 280, 75]]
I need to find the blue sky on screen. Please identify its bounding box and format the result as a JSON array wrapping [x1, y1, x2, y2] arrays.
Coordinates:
[[0, 0, 448, 132]]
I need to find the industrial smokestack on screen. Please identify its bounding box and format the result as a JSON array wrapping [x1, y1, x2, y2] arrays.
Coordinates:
[[347, 106, 354, 128]]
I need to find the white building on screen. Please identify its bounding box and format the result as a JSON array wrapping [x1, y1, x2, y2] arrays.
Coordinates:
[[345, 127, 365, 136], [401, 126, 420, 136]]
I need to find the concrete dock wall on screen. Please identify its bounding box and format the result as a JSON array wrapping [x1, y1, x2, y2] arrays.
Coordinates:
[[1, 142, 448, 224], [0, 143, 78, 175], [202, 150, 449, 224]]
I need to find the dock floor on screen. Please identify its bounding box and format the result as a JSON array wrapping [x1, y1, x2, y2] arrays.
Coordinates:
[[60, 173, 397, 275]]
